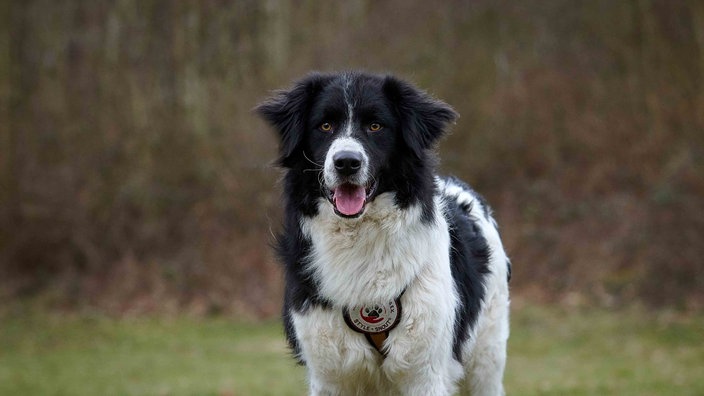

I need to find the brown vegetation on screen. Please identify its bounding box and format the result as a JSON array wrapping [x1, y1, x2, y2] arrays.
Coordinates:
[[1, 0, 702, 316]]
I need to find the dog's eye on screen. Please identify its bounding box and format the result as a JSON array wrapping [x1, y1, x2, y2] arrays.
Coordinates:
[[319, 122, 333, 132], [368, 123, 383, 132]]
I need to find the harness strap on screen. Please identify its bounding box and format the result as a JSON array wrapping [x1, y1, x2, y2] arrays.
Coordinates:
[[365, 332, 390, 355]]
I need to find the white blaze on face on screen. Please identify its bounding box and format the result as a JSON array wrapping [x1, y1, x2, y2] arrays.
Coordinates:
[[321, 78, 374, 217], [343, 74, 355, 137], [323, 137, 370, 216]]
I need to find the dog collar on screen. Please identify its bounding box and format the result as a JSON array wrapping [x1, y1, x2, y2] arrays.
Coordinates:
[[342, 296, 402, 356]]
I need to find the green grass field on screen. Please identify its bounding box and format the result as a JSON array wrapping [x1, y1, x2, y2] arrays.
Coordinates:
[[1, 305, 702, 395]]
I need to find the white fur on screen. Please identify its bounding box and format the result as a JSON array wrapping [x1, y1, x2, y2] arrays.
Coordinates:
[[294, 178, 510, 395], [343, 77, 355, 137]]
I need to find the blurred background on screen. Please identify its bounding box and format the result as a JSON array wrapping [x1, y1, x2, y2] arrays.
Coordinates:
[[2, 1, 704, 394], [2, 0, 703, 318]]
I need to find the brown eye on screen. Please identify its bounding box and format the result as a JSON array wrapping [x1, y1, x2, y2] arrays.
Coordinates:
[[320, 122, 333, 132], [369, 123, 382, 132]]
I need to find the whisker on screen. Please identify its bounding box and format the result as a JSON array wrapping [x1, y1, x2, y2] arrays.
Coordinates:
[[369, 173, 378, 188], [299, 151, 328, 194], [302, 151, 323, 168], [318, 171, 326, 193]]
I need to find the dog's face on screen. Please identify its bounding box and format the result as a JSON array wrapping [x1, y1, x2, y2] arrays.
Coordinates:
[[257, 72, 457, 218]]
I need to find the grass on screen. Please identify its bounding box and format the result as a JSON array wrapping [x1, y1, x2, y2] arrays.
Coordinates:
[[506, 305, 704, 395], [0, 311, 306, 395], [0, 305, 702, 395]]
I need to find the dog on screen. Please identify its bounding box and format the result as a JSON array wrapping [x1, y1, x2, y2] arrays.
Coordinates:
[[256, 71, 510, 395]]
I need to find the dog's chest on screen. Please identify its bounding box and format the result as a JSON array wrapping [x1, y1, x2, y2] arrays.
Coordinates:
[[292, 270, 460, 393], [301, 195, 450, 308], [292, 306, 385, 382]]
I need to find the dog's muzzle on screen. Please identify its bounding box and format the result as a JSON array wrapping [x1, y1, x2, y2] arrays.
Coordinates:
[[323, 138, 375, 218]]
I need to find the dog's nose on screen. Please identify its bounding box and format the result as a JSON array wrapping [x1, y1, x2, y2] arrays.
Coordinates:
[[333, 151, 363, 176]]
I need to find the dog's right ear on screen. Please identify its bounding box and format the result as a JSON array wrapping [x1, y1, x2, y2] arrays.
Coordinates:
[[255, 73, 330, 167]]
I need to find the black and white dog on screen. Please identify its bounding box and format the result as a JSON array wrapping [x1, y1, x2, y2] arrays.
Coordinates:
[[257, 72, 510, 395]]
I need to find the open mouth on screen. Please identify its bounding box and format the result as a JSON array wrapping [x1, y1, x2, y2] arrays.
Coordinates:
[[327, 180, 378, 218]]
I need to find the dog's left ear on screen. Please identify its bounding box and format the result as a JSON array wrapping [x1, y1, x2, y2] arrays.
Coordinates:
[[383, 76, 458, 158], [255, 73, 331, 167]]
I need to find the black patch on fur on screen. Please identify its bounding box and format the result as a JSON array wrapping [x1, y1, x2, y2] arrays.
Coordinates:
[[445, 194, 492, 362], [277, 209, 332, 364], [506, 258, 512, 282], [444, 176, 512, 282]]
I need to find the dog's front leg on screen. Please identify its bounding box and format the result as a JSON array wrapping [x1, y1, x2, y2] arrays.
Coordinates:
[[307, 375, 343, 396], [382, 292, 464, 395]]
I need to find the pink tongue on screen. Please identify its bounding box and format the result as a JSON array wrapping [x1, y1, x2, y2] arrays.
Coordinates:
[[333, 184, 366, 216]]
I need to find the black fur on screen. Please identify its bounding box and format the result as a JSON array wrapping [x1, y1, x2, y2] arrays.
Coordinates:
[[444, 194, 491, 361]]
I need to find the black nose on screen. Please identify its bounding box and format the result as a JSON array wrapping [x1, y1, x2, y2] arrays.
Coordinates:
[[333, 151, 363, 176]]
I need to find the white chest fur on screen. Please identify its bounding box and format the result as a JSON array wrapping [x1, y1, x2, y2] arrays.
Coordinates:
[[300, 193, 452, 308]]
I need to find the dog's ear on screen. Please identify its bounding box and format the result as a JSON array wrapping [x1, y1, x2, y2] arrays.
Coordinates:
[[383, 76, 458, 158], [255, 73, 330, 167]]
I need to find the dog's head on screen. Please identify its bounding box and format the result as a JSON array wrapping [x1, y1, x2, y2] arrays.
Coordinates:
[[256, 72, 457, 218]]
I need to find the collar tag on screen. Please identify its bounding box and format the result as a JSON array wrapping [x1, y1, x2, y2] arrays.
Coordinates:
[[343, 298, 402, 335]]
